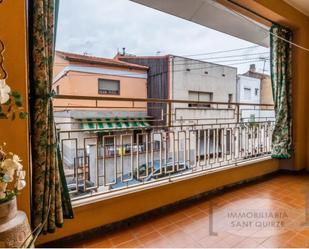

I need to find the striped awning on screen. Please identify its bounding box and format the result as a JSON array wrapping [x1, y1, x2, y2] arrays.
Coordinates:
[[77, 117, 151, 130]]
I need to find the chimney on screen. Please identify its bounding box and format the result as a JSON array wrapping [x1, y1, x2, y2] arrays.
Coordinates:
[[249, 64, 256, 72], [122, 47, 126, 56]]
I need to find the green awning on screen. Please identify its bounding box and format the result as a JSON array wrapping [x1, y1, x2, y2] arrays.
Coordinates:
[[77, 117, 151, 130]]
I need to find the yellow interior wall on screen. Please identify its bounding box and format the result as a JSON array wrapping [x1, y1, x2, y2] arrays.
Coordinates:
[[241, 0, 309, 171], [0, 0, 309, 245], [0, 0, 30, 217]]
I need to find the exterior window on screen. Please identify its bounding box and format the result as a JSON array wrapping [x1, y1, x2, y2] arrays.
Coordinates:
[[255, 88, 259, 96], [98, 79, 120, 95], [56, 85, 60, 94], [188, 91, 213, 107], [244, 87, 251, 100]]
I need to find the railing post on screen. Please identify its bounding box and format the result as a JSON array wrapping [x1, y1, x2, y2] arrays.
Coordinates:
[[168, 102, 172, 127], [236, 104, 240, 123]]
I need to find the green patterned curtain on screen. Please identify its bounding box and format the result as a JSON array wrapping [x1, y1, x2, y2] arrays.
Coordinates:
[[29, 0, 73, 233], [270, 24, 293, 159]]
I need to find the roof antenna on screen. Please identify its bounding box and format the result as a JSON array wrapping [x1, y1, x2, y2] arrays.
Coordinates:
[[122, 47, 126, 56]]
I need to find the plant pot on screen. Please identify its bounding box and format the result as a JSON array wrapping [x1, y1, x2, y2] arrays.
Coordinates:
[[0, 197, 32, 248], [0, 197, 17, 225]]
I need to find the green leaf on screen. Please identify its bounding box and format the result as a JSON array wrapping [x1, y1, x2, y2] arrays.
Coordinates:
[[11, 91, 21, 98], [15, 100, 23, 107], [4, 98, 11, 106], [19, 112, 28, 119]]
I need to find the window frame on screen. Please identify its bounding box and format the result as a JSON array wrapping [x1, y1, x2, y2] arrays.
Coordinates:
[[188, 90, 213, 108], [98, 78, 120, 95]]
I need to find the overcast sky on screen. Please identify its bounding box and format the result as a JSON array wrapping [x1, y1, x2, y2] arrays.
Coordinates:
[[56, 0, 270, 74]]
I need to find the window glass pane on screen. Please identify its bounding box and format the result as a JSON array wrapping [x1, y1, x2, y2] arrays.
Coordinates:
[[188, 91, 198, 101], [98, 79, 120, 94], [99, 79, 119, 91], [199, 92, 212, 101]]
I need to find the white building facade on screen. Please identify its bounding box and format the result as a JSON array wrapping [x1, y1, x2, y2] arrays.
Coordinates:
[[167, 56, 238, 165], [237, 74, 275, 122], [170, 55, 237, 126]]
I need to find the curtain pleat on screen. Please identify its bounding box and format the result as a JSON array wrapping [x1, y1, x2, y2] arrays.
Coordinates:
[[270, 24, 293, 159], [29, 0, 73, 233]]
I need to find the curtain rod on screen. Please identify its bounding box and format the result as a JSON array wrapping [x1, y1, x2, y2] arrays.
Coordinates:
[[226, 0, 276, 26]]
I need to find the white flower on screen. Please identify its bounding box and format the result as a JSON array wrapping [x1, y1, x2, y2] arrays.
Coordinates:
[[0, 191, 6, 199], [13, 154, 22, 162], [15, 179, 26, 190], [0, 79, 11, 104], [2, 156, 23, 171], [16, 170, 26, 180], [2, 159, 17, 171], [0, 182, 7, 192], [12, 155, 23, 171]]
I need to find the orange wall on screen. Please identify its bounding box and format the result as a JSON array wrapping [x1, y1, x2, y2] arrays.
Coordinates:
[[0, 0, 30, 217], [53, 56, 148, 110]]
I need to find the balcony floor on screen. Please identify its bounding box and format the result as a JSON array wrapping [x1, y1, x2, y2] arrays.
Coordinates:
[[58, 174, 309, 248]]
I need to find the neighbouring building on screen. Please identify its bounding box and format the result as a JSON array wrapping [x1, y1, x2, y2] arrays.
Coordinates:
[[53, 51, 152, 190], [117, 54, 237, 124], [243, 64, 274, 106], [118, 54, 237, 165], [237, 64, 275, 122]]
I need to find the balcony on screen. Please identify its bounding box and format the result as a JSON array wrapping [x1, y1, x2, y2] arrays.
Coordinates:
[[53, 95, 275, 202], [44, 172, 309, 248]]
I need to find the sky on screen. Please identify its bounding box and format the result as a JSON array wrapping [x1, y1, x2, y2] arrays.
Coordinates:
[[56, 0, 270, 74]]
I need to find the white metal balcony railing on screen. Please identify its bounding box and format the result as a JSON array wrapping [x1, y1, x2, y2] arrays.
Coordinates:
[[53, 95, 275, 201]]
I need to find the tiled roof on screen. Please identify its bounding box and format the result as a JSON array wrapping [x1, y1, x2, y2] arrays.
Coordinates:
[[56, 51, 149, 71], [242, 70, 270, 79]]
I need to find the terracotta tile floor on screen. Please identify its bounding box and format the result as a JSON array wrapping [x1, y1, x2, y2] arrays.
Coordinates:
[[62, 174, 309, 248]]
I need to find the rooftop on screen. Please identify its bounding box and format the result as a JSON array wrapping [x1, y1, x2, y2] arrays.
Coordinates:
[[56, 51, 149, 71]]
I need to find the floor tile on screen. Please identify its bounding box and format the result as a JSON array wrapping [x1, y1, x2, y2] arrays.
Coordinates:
[[49, 174, 309, 248]]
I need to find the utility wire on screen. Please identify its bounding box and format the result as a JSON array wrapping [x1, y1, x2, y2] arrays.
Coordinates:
[[171, 55, 269, 66], [175, 52, 269, 61], [180, 45, 260, 57], [53, 51, 269, 67], [54, 56, 269, 70], [57, 58, 269, 79]]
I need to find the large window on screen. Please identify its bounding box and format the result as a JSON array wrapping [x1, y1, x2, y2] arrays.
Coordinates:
[[54, 0, 274, 201], [98, 79, 120, 95]]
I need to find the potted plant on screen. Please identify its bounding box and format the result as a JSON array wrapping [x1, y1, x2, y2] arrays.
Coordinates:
[[0, 78, 30, 247], [0, 78, 27, 214], [0, 142, 26, 224]]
